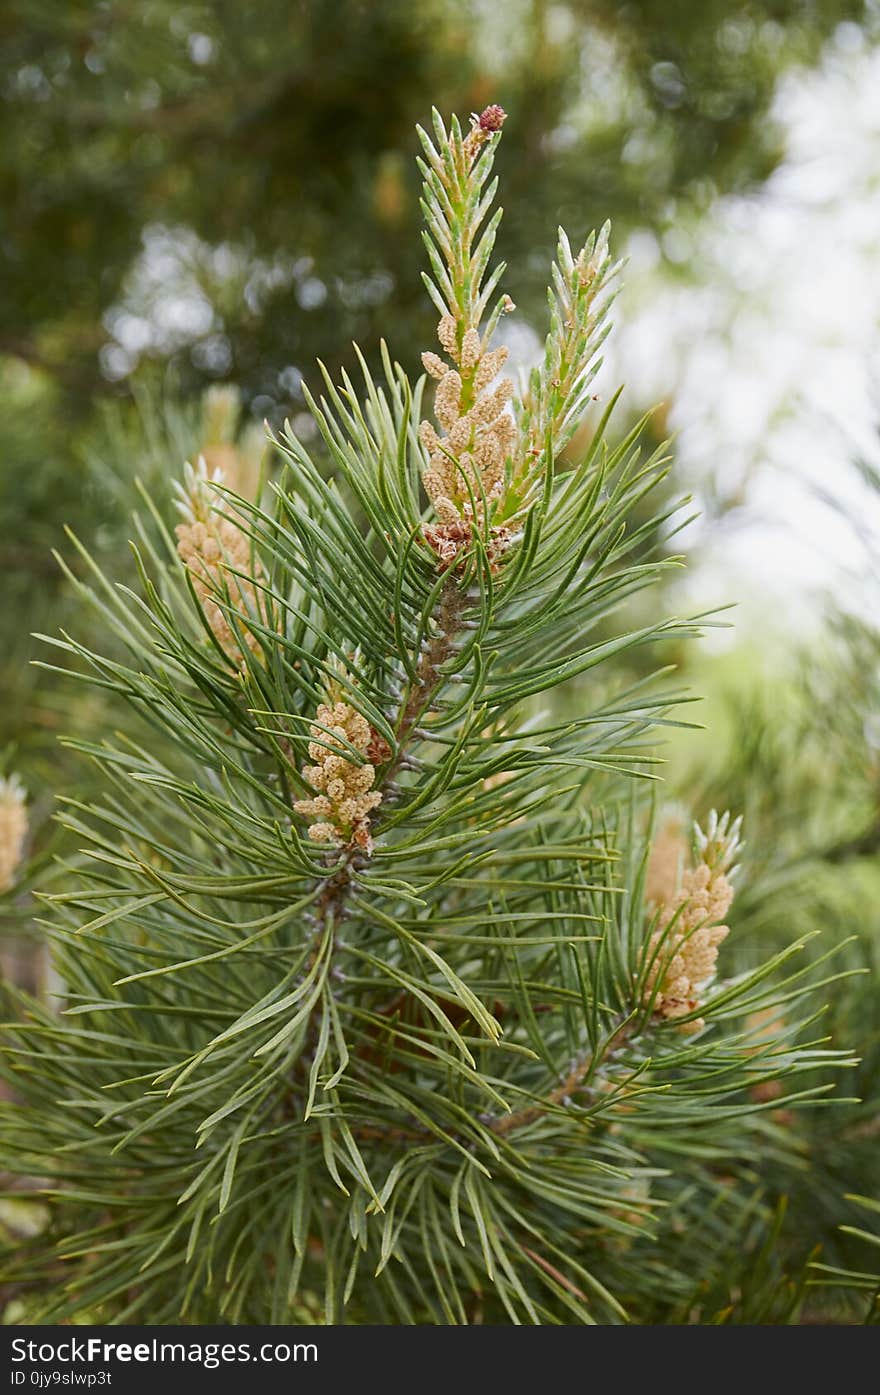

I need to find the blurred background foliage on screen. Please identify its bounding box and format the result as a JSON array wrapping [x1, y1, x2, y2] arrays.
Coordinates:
[[0, 0, 866, 399], [1, 0, 878, 1320]]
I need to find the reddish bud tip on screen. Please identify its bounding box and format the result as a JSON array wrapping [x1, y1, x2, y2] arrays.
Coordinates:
[[478, 104, 506, 133]]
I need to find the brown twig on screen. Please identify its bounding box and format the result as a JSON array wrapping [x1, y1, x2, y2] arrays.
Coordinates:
[[488, 1018, 635, 1137], [519, 1244, 589, 1303], [335, 1017, 639, 1151], [385, 573, 466, 783]]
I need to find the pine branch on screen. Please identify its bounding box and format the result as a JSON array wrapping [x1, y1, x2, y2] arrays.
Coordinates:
[[0, 102, 860, 1328]]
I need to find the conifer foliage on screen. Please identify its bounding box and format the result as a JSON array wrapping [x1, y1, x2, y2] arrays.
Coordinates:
[[0, 109, 854, 1324]]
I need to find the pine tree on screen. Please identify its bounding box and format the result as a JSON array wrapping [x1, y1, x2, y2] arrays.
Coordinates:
[[0, 107, 855, 1326]]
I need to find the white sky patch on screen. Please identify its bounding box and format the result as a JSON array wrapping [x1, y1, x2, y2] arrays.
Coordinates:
[[593, 33, 880, 635]]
